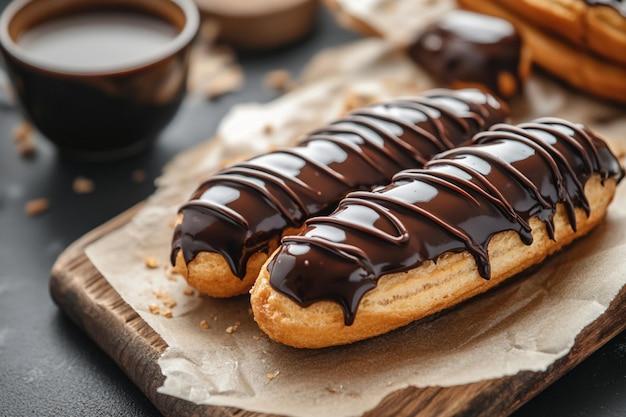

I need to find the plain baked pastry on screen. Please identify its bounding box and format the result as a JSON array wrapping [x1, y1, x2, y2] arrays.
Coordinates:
[[251, 118, 624, 348], [171, 89, 509, 297], [457, 0, 626, 103]]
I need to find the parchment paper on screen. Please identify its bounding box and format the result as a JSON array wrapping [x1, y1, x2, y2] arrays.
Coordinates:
[[85, 24, 626, 417]]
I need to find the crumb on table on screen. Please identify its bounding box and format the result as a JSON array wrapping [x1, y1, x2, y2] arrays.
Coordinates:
[[72, 176, 95, 194], [12, 122, 36, 158], [24, 198, 49, 216], [144, 256, 160, 269], [131, 169, 146, 183]]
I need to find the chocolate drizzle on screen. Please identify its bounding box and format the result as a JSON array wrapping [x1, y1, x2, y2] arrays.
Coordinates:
[[171, 89, 509, 278], [268, 118, 624, 325]]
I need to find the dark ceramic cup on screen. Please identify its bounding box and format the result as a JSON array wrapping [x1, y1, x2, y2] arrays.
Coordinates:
[[0, 0, 200, 160]]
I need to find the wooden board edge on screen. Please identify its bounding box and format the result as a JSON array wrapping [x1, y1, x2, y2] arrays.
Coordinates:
[[48, 205, 626, 417], [49, 205, 237, 417]]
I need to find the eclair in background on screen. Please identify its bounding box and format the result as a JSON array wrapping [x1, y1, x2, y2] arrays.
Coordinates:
[[457, 0, 626, 104], [251, 118, 624, 348], [171, 88, 509, 297]]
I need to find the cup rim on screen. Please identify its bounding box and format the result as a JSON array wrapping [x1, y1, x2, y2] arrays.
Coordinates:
[[0, 0, 200, 77]]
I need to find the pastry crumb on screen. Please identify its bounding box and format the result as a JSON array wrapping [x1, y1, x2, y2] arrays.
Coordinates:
[[200, 320, 210, 329], [153, 290, 167, 299], [266, 371, 280, 381], [165, 274, 178, 282], [183, 287, 196, 296], [226, 320, 242, 334], [144, 256, 160, 269], [163, 299, 177, 309], [13, 122, 36, 158], [12, 122, 32, 142], [264, 69, 295, 92], [161, 308, 173, 318], [148, 304, 161, 315], [72, 176, 94, 194], [164, 269, 178, 281], [341, 90, 379, 115], [131, 169, 146, 183], [24, 198, 49, 216], [16, 137, 36, 157]]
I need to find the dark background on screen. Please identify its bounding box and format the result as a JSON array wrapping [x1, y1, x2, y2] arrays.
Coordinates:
[[0, 2, 624, 416]]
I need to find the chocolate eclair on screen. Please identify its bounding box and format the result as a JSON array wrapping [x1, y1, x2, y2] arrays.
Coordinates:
[[171, 89, 509, 297], [407, 10, 531, 99], [457, 0, 626, 103], [251, 118, 624, 348]]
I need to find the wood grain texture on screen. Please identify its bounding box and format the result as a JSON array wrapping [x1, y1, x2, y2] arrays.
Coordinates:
[[49, 204, 626, 417]]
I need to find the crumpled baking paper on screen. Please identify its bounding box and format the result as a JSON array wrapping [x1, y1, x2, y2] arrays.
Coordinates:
[[86, 28, 626, 417]]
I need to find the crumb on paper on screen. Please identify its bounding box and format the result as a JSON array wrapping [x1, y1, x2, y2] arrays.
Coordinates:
[[131, 169, 146, 183], [183, 287, 197, 296], [165, 272, 178, 282], [200, 320, 210, 329], [341, 90, 380, 115], [163, 265, 179, 281], [263, 124, 274, 135], [24, 198, 49, 216], [266, 371, 280, 381], [153, 290, 168, 300], [226, 320, 242, 334], [72, 176, 95, 194], [264, 69, 295, 92], [150, 289, 178, 318], [187, 41, 244, 100], [144, 256, 160, 269]]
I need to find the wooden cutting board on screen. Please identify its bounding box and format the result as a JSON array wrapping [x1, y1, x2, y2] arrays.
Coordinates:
[[49, 203, 626, 417]]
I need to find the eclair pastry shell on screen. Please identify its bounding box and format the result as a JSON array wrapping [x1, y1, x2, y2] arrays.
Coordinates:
[[172, 215, 301, 297], [251, 175, 618, 348]]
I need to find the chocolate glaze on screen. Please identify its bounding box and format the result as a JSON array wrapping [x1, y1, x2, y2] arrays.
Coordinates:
[[171, 89, 509, 278], [586, 0, 626, 17], [268, 118, 624, 325], [407, 10, 524, 99]]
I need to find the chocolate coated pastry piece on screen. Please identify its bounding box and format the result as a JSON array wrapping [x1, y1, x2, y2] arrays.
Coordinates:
[[171, 89, 509, 297], [457, 0, 626, 103], [407, 10, 531, 100], [252, 118, 623, 348]]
